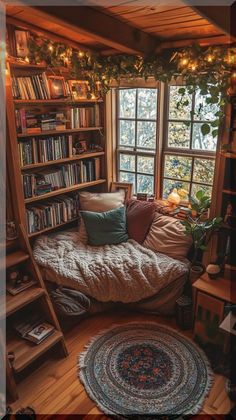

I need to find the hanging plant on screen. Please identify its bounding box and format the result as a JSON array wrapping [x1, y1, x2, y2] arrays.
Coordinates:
[[27, 34, 236, 137]]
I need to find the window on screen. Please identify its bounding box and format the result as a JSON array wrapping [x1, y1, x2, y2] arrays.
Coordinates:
[[162, 85, 217, 199], [116, 85, 218, 200], [117, 88, 158, 195]]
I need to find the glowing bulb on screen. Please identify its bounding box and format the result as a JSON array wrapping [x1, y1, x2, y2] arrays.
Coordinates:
[[78, 51, 84, 58], [191, 63, 197, 71], [64, 57, 69, 64], [48, 45, 54, 52], [232, 72, 236, 79], [25, 56, 29, 63], [181, 58, 188, 66], [207, 55, 213, 62], [91, 93, 96, 99]]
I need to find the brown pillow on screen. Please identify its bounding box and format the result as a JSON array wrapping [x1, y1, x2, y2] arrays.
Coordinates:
[[126, 199, 156, 244]]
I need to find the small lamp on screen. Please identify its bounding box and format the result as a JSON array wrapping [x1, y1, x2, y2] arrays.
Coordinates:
[[167, 188, 181, 207]]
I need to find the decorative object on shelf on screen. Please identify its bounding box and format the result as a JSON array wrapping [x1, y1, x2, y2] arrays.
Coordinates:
[[175, 295, 192, 330], [7, 269, 36, 295], [136, 193, 148, 201], [6, 220, 18, 241], [68, 80, 89, 99], [79, 323, 213, 416], [167, 188, 181, 207], [47, 76, 67, 99], [206, 263, 222, 280], [27, 33, 236, 136], [110, 182, 133, 202], [15, 30, 29, 58]]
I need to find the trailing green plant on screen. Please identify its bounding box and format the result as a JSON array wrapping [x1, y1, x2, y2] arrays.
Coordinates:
[[27, 34, 236, 137]]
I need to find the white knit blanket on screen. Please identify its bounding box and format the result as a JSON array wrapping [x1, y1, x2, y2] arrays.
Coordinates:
[[33, 230, 188, 303]]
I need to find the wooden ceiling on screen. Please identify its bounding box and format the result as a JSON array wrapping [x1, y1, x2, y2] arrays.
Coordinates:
[[6, 2, 234, 56]]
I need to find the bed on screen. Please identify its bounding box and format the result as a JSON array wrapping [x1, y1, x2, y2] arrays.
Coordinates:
[[33, 228, 189, 315]]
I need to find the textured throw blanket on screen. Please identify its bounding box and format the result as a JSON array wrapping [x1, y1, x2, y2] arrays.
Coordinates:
[[33, 230, 188, 303]]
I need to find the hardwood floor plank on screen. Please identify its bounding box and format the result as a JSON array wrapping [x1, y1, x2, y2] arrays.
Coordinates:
[[8, 311, 232, 415]]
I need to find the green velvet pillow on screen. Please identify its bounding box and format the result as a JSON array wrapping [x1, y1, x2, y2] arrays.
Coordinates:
[[80, 206, 128, 246]]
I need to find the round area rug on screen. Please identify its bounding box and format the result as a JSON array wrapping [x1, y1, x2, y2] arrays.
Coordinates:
[[79, 323, 213, 417]]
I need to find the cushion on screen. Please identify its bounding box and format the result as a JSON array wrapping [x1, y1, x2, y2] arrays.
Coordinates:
[[79, 191, 125, 211], [126, 199, 156, 244], [143, 212, 192, 259], [81, 206, 128, 246]]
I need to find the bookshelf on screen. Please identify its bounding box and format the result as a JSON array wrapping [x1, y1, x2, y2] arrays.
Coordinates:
[[6, 57, 108, 238], [4, 225, 68, 401], [208, 93, 236, 275]]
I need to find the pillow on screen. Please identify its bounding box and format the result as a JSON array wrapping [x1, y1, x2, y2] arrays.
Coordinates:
[[78, 191, 125, 243], [79, 191, 125, 211], [143, 212, 192, 259], [81, 206, 128, 246], [126, 199, 156, 244]]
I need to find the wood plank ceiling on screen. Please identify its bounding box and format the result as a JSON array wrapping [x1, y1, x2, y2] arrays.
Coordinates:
[[6, 1, 233, 56]]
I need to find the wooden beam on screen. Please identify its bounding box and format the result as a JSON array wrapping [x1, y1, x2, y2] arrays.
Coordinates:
[[33, 6, 159, 55], [187, 5, 235, 39], [156, 34, 231, 52]]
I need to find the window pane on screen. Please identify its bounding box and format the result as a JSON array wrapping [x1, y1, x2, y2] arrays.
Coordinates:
[[168, 122, 191, 149], [193, 158, 215, 185], [120, 154, 135, 172], [137, 89, 157, 119], [191, 183, 212, 198], [119, 120, 135, 147], [194, 89, 220, 121], [137, 174, 154, 194], [163, 179, 190, 199], [119, 171, 136, 191], [168, 86, 192, 120], [192, 123, 217, 151], [137, 121, 156, 149], [119, 89, 136, 118], [137, 155, 155, 174], [164, 155, 192, 181]]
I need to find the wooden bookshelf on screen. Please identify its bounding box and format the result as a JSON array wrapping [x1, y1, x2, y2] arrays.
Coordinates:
[[20, 151, 105, 170], [17, 127, 103, 138], [5, 225, 68, 401], [7, 330, 64, 373], [24, 179, 106, 203], [6, 55, 108, 238]]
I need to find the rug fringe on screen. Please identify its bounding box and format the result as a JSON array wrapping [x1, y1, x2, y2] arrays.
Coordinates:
[[77, 321, 215, 416]]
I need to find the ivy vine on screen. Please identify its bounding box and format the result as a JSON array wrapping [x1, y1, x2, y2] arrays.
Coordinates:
[[28, 35, 236, 137]]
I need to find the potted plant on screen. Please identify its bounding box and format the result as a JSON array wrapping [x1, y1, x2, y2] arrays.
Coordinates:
[[181, 190, 222, 283]]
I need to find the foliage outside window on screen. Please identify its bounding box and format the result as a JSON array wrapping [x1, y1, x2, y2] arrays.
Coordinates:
[[117, 88, 158, 195], [162, 85, 217, 200]]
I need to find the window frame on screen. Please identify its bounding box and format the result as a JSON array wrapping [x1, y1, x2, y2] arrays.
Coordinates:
[[161, 83, 217, 199], [116, 85, 161, 196]]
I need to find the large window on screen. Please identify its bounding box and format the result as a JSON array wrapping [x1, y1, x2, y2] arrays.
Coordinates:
[[162, 86, 217, 199], [116, 85, 218, 199], [117, 88, 158, 195]]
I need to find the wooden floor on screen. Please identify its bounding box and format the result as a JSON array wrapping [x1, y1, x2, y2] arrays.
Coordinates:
[[9, 310, 233, 417]]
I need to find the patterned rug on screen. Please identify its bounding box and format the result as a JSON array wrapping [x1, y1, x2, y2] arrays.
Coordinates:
[[79, 323, 213, 417]]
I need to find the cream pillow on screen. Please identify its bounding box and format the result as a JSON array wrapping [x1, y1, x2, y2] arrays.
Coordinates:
[[78, 191, 125, 243], [143, 212, 192, 260]]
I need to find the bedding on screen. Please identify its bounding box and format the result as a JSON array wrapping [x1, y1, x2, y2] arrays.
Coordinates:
[[33, 229, 189, 304]]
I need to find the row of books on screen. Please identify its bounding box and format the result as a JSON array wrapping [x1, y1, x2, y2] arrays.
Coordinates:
[[18, 135, 71, 166], [22, 158, 101, 198], [70, 105, 100, 128], [12, 73, 50, 100], [15, 109, 68, 134], [26, 195, 78, 234]]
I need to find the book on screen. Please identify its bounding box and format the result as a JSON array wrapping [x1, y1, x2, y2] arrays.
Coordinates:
[[7, 278, 36, 295], [26, 323, 55, 344]]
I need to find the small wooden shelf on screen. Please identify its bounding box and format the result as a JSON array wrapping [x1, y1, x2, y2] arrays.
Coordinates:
[[14, 99, 103, 106], [8, 58, 47, 70], [6, 251, 29, 269], [25, 179, 106, 203], [28, 218, 77, 238], [193, 273, 236, 304], [222, 189, 236, 195], [21, 151, 105, 170], [6, 286, 45, 317], [7, 330, 64, 373], [17, 127, 103, 138]]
